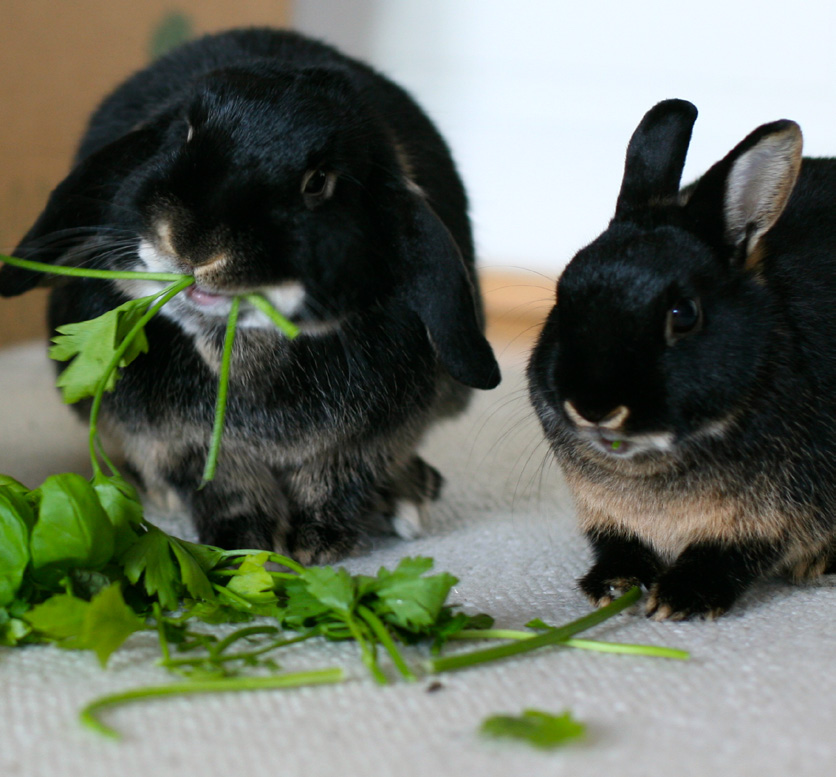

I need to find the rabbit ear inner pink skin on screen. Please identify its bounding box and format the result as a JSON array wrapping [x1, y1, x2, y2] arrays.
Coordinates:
[[527, 98, 836, 619], [1, 28, 500, 561]]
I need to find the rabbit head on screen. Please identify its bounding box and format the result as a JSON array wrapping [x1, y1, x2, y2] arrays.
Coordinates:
[[1, 64, 499, 390], [529, 99, 803, 466]]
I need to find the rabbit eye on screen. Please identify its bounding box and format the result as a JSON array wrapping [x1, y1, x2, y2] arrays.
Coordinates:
[[666, 297, 702, 344], [301, 169, 336, 207], [186, 123, 194, 143]]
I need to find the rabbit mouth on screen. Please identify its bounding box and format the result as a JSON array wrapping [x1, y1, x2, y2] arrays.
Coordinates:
[[578, 428, 675, 460], [185, 284, 234, 307]]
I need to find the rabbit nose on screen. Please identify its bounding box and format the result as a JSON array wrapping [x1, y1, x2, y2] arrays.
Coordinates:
[[190, 252, 229, 270], [564, 401, 630, 430]]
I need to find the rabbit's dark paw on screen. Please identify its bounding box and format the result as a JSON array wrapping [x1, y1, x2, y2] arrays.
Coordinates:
[[579, 566, 648, 608], [287, 521, 360, 566], [646, 569, 735, 621], [198, 518, 276, 553], [579, 532, 662, 607]]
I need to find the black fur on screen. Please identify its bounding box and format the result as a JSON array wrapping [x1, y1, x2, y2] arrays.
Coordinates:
[[529, 99, 836, 618], [0, 28, 500, 559]]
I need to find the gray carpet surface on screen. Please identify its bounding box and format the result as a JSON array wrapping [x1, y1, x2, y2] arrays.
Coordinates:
[[1, 341, 834, 777]]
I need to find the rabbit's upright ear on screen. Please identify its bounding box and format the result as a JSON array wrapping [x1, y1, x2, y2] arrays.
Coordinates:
[[686, 119, 803, 267], [615, 99, 698, 220], [0, 123, 164, 297], [390, 190, 500, 390]]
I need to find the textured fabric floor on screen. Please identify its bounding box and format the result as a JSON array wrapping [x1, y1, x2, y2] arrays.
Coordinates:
[[1, 341, 834, 777]]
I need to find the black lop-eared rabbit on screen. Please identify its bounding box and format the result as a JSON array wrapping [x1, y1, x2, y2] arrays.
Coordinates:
[[529, 98, 836, 619], [0, 28, 500, 561]]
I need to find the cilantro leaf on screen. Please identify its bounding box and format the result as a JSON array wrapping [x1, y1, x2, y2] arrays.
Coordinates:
[[49, 296, 152, 403], [480, 709, 586, 749], [29, 474, 116, 584]]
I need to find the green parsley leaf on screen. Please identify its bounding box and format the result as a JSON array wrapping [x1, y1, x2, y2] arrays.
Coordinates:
[[120, 525, 217, 610], [26, 584, 144, 665], [77, 583, 146, 666], [300, 566, 357, 616], [282, 578, 333, 629], [168, 536, 217, 603], [480, 709, 586, 749], [173, 539, 225, 574], [29, 474, 116, 585], [120, 526, 180, 611], [25, 594, 89, 639], [49, 296, 152, 403], [225, 552, 277, 605], [365, 556, 458, 632], [0, 607, 31, 646]]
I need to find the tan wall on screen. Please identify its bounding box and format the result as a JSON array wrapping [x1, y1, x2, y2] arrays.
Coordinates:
[[0, 1, 292, 347]]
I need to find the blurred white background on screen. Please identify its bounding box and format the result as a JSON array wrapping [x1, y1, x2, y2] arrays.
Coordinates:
[[294, 0, 836, 274]]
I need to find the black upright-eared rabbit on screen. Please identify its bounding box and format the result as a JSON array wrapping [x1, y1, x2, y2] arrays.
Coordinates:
[[529, 98, 836, 618], [0, 28, 500, 561]]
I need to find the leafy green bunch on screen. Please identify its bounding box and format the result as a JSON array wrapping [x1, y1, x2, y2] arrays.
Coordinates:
[[0, 253, 688, 743]]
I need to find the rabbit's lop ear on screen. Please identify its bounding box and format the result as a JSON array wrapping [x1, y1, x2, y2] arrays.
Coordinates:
[[392, 191, 500, 390], [687, 120, 803, 266], [0, 124, 163, 297], [615, 99, 698, 219]]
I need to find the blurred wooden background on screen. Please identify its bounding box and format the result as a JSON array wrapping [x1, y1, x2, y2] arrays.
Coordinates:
[[0, 1, 292, 347]]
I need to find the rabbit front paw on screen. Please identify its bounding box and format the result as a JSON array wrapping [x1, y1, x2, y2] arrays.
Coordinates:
[[646, 569, 736, 621]]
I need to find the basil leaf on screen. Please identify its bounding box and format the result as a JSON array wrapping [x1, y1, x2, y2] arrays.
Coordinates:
[[92, 473, 142, 556], [0, 489, 34, 606], [29, 474, 116, 584]]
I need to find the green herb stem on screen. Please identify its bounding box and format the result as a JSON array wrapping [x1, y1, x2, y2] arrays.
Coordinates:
[[357, 605, 416, 682], [153, 604, 172, 664], [160, 631, 317, 669], [80, 667, 345, 739], [563, 638, 689, 660], [429, 586, 642, 673], [454, 629, 534, 641], [200, 296, 240, 485], [0, 253, 190, 283], [87, 277, 194, 476], [217, 549, 307, 575], [452, 629, 688, 660], [213, 583, 255, 610], [343, 615, 387, 685], [243, 293, 300, 339], [211, 625, 279, 656]]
